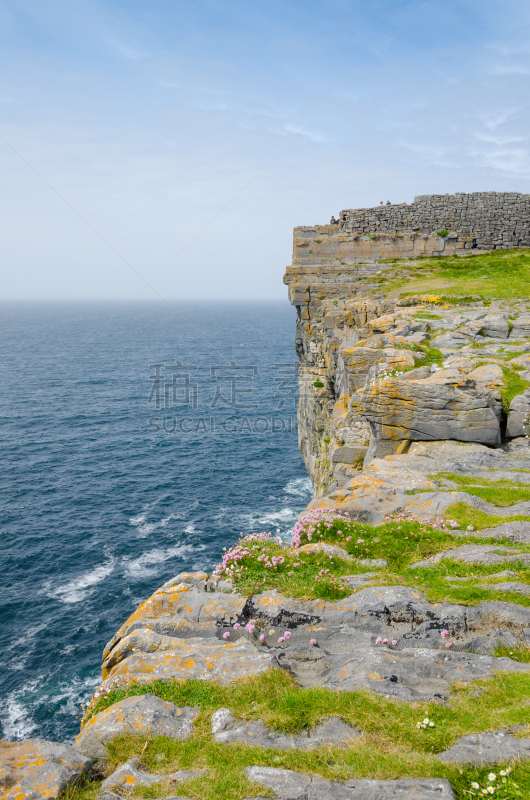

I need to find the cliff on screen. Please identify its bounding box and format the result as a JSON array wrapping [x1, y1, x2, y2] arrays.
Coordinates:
[[285, 192, 530, 499], [5, 193, 530, 800]]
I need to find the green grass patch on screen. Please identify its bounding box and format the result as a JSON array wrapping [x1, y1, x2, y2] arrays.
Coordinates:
[[430, 472, 530, 489], [72, 668, 530, 800], [445, 501, 530, 530], [501, 367, 530, 414], [383, 248, 530, 300], [414, 312, 442, 320]]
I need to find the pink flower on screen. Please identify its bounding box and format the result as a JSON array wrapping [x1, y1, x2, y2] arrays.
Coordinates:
[[245, 622, 256, 633], [233, 623, 241, 630], [309, 639, 317, 646], [445, 642, 452, 649], [259, 634, 265, 644], [278, 636, 285, 643], [441, 629, 449, 639], [222, 632, 230, 639], [392, 640, 398, 646], [357, 538, 364, 544], [382, 638, 388, 644], [376, 637, 382, 644], [284, 631, 292, 639]]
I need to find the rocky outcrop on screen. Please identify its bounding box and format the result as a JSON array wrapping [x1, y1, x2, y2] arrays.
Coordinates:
[[75, 695, 200, 760], [0, 739, 92, 800]]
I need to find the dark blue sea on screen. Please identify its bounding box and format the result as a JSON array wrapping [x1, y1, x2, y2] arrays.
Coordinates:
[[0, 301, 311, 743]]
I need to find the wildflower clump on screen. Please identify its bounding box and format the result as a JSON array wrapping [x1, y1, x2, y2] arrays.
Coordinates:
[[291, 508, 351, 548], [416, 717, 435, 729], [467, 767, 520, 796]]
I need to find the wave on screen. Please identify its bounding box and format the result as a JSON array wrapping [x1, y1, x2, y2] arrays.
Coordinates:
[[129, 513, 177, 537], [123, 543, 203, 579], [0, 681, 40, 740], [44, 559, 115, 604], [284, 477, 313, 497]]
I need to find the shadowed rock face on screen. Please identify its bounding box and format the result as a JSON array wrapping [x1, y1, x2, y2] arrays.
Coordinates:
[[0, 738, 92, 800]]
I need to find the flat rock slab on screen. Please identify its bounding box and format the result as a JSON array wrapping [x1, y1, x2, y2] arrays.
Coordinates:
[[211, 709, 360, 750], [101, 636, 276, 691], [244, 767, 455, 799], [412, 544, 530, 567], [479, 581, 530, 596], [277, 645, 530, 702], [478, 521, 530, 543], [438, 730, 530, 765], [75, 694, 200, 759], [101, 757, 204, 791], [445, 571, 517, 582], [0, 738, 92, 800]]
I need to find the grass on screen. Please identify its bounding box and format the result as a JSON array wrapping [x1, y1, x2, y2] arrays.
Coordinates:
[[382, 248, 530, 300], [69, 668, 530, 800], [423, 472, 530, 507], [444, 501, 530, 530], [211, 518, 530, 613], [500, 367, 530, 414]]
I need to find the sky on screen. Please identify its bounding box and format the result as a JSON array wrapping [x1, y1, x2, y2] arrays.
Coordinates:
[[1, 0, 529, 300]]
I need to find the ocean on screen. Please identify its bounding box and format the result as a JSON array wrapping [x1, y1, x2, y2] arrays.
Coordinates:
[[0, 300, 311, 743]]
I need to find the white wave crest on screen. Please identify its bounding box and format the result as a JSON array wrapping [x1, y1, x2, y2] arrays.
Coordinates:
[[129, 513, 177, 537], [45, 559, 115, 604], [123, 543, 202, 579], [285, 477, 313, 497]]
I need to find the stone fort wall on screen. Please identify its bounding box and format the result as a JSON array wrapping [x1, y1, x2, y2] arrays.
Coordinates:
[[338, 191, 530, 250]]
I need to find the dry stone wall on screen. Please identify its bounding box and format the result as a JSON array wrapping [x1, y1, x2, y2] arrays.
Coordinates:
[[293, 192, 530, 267]]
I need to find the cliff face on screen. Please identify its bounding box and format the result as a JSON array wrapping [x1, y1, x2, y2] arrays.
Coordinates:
[[285, 192, 530, 499]]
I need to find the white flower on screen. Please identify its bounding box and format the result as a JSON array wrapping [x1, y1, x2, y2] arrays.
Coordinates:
[[471, 782, 480, 789], [429, 721, 435, 727], [423, 717, 429, 724], [499, 771, 506, 777], [487, 774, 496, 783], [487, 787, 495, 795]]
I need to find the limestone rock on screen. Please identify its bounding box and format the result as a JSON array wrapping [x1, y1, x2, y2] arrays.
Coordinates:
[[350, 377, 501, 446], [478, 521, 530, 543], [277, 645, 530, 702], [101, 636, 276, 691], [506, 388, 530, 438], [299, 542, 353, 561], [413, 544, 530, 567], [101, 757, 203, 791], [211, 709, 360, 749], [478, 581, 530, 596], [244, 766, 456, 799], [438, 730, 530, 765], [75, 695, 200, 760], [102, 582, 246, 663], [0, 738, 92, 800]]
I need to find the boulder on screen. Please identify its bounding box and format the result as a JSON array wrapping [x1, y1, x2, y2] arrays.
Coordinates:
[[411, 544, 530, 567], [481, 314, 509, 339], [299, 543, 353, 561], [438, 730, 530, 765], [244, 766, 456, 799], [211, 709, 360, 749], [0, 738, 92, 800], [75, 695, 200, 760], [506, 388, 530, 438], [509, 316, 530, 339]]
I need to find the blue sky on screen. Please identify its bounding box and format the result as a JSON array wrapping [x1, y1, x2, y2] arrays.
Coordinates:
[[1, 0, 529, 299]]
